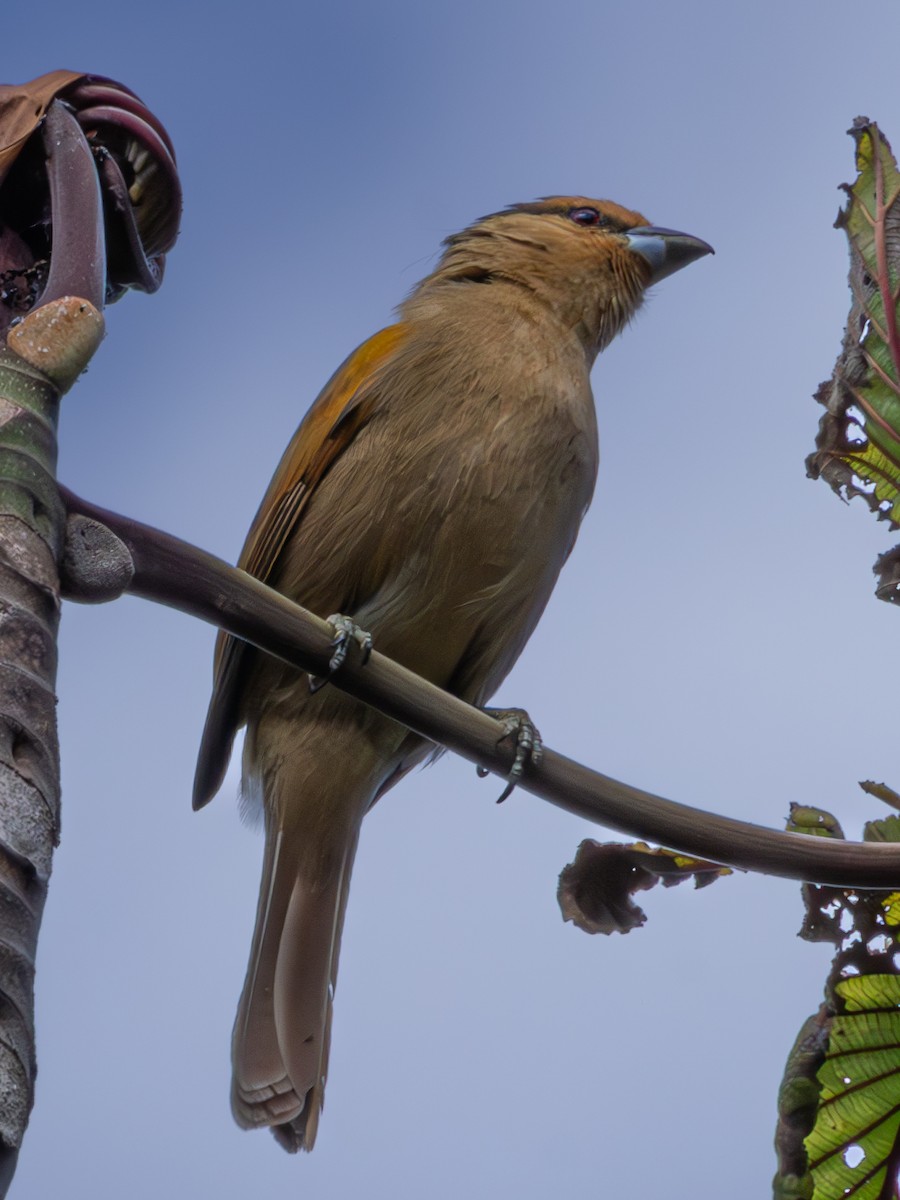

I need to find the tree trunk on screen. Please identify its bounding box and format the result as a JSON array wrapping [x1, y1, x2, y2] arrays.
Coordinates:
[[0, 298, 103, 1189]]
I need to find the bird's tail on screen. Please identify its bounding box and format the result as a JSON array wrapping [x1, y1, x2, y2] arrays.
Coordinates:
[[230, 718, 371, 1152]]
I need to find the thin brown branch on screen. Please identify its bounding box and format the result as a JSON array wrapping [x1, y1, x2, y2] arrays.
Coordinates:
[[59, 486, 900, 890]]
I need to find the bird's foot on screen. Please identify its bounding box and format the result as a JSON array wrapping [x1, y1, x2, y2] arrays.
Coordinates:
[[477, 707, 544, 802], [309, 614, 373, 693]]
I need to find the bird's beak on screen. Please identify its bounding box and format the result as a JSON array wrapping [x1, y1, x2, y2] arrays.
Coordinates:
[[624, 226, 714, 285]]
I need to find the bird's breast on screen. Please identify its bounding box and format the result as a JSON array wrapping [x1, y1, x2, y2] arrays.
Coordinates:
[[268, 301, 600, 700], [340, 360, 598, 693]]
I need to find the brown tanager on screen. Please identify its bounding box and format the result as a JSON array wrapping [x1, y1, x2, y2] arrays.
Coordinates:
[[194, 196, 712, 1150]]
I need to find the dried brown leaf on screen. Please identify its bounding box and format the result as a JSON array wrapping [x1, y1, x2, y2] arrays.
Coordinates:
[[0, 71, 85, 188], [557, 838, 729, 935]]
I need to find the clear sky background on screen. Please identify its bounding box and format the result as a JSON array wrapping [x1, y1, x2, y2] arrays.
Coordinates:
[[4, 2, 900, 1197]]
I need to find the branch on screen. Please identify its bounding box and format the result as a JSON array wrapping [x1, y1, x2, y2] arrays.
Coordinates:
[[60, 487, 900, 889]]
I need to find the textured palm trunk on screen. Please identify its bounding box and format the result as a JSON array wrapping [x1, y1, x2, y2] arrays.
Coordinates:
[[0, 346, 62, 1191], [0, 75, 178, 1193], [0, 299, 103, 1192], [0, 87, 111, 1191]]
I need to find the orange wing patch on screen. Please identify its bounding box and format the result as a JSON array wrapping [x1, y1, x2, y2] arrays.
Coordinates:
[[238, 323, 408, 586], [194, 323, 410, 810], [215, 321, 408, 677]]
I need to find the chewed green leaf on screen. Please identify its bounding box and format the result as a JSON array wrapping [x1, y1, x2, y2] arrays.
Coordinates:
[[843, 124, 900, 289], [863, 813, 900, 844], [807, 118, 900, 600], [840, 443, 900, 525], [774, 799, 900, 1198], [835, 974, 900, 1013], [806, 986, 900, 1199]]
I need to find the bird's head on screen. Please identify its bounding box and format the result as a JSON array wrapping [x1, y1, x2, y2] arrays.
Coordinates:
[[421, 196, 712, 357]]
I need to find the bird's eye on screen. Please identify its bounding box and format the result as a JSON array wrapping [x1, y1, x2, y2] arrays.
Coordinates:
[[568, 207, 604, 226]]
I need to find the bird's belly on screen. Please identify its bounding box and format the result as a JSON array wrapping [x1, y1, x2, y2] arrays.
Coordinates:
[[352, 418, 596, 693], [269, 387, 597, 708]]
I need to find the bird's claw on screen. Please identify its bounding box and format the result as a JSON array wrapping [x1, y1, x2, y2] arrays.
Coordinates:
[[309, 614, 373, 693], [478, 707, 543, 802], [326, 614, 373, 672]]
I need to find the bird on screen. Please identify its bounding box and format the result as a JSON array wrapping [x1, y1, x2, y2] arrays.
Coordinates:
[[193, 196, 712, 1152]]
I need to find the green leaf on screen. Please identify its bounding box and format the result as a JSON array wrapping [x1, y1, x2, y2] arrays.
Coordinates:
[[806, 118, 900, 601], [773, 802, 900, 1198], [807, 979, 900, 1198]]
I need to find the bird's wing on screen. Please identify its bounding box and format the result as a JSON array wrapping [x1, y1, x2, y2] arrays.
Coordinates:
[[193, 323, 410, 809]]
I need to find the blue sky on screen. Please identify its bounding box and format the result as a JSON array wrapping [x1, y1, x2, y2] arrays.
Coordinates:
[[5, 1, 900, 1196]]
